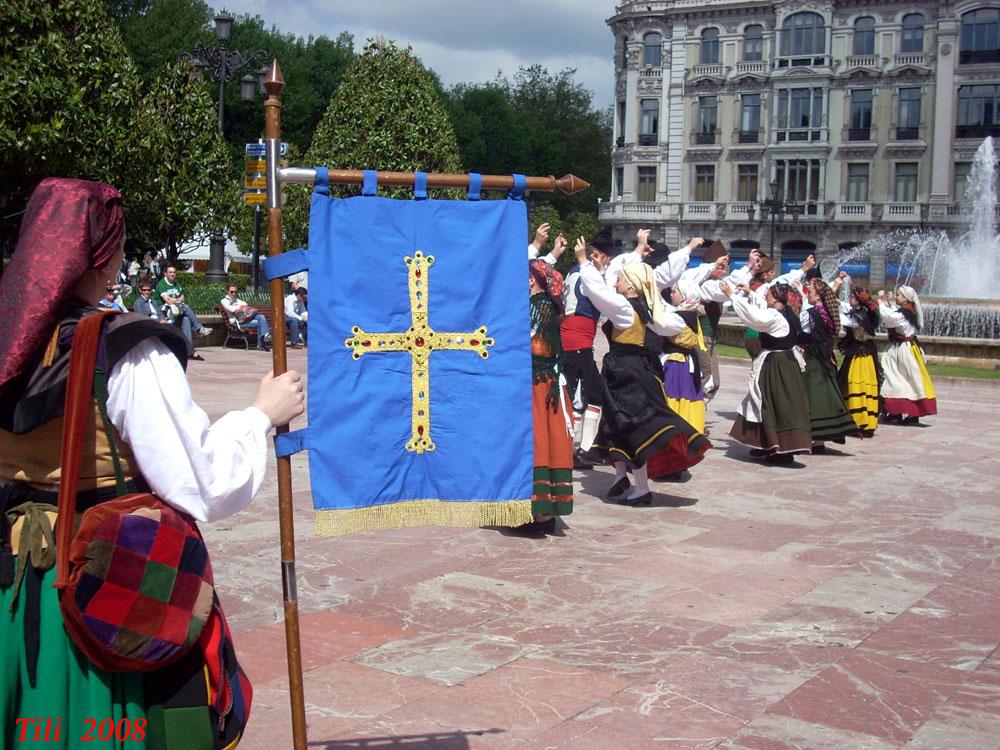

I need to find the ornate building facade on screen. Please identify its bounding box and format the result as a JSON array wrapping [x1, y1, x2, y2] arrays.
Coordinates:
[[600, 0, 1000, 283]]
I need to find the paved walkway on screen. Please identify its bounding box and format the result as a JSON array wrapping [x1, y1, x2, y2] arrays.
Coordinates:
[[189, 347, 1000, 749]]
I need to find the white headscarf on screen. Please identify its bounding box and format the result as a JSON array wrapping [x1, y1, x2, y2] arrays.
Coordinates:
[[620, 263, 669, 329], [896, 285, 923, 328]]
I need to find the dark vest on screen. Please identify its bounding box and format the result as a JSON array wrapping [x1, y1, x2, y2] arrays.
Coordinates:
[[759, 308, 800, 351]]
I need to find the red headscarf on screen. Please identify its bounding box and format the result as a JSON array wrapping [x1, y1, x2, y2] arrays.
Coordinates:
[[0, 178, 125, 396]]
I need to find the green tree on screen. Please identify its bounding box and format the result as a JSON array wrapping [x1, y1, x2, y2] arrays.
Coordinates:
[[116, 0, 213, 82], [124, 61, 234, 261], [281, 39, 463, 249], [0, 0, 144, 250]]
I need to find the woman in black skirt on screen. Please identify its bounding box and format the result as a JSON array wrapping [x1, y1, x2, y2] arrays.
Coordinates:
[[720, 281, 812, 463], [579, 248, 710, 505]]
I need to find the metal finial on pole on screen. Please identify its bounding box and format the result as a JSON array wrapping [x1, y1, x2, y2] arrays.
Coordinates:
[[262, 57, 308, 750]]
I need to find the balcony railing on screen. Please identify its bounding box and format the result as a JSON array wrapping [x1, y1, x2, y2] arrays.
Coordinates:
[[894, 126, 920, 141], [894, 52, 925, 66], [684, 202, 716, 217], [691, 63, 724, 77], [735, 61, 766, 74], [735, 129, 762, 144], [956, 124, 1000, 139], [959, 49, 1000, 65], [638, 133, 658, 146], [883, 203, 918, 222], [640, 66, 662, 77], [727, 202, 758, 220], [846, 55, 879, 69], [837, 203, 872, 221], [775, 128, 824, 143], [775, 55, 829, 69], [691, 130, 720, 145], [846, 127, 872, 142]]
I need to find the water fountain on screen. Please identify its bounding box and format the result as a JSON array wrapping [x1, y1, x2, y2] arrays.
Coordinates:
[[822, 137, 1000, 340]]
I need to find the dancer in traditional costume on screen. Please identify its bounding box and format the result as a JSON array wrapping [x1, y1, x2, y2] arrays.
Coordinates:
[[0, 178, 304, 749], [525, 259, 574, 532], [878, 285, 937, 423], [721, 281, 812, 463], [579, 249, 710, 505], [799, 275, 858, 450], [833, 279, 882, 436]]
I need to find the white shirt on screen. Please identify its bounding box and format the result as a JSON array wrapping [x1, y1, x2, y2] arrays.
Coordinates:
[[106, 338, 272, 522], [284, 293, 306, 320], [879, 301, 917, 337], [579, 262, 686, 336], [527, 243, 556, 265], [730, 294, 791, 336]]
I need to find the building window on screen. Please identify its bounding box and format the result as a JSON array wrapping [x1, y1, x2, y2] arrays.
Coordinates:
[[643, 32, 662, 67], [615, 167, 624, 198], [739, 93, 761, 141], [696, 96, 718, 143], [847, 164, 870, 202], [849, 89, 873, 140], [744, 24, 763, 61], [700, 28, 720, 64], [957, 84, 1000, 138], [894, 162, 918, 202], [637, 166, 657, 202], [853, 17, 875, 55], [776, 87, 824, 141], [954, 162, 971, 203], [960, 9, 1000, 64], [695, 165, 716, 201], [775, 159, 821, 207], [737, 165, 759, 201], [622, 36, 629, 68], [639, 99, 658, 146], [901, 14, 924, 53], [616, 101, 626, 146], [897, 88, 921, 140], [780, 12, 825, 57]]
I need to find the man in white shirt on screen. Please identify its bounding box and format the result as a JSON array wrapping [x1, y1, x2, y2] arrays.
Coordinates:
[[284, 286, 308, 348]]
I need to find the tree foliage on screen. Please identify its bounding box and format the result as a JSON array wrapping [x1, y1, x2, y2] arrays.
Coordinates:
[[0, 0, 144, 249], [281, 39, 463, 249], [115, 0, 213, 82], [124, 61, 234, 260]]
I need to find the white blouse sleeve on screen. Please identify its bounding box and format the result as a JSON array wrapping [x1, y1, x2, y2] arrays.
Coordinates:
[[879, 301, 915, 335], [527, 243, 556, 265], [654, 244, 692, 290], [731, 295, 790, 336], [648, 306, 688, 337], [839, 301, 858, 329], [799, 301, 814, 333], [580, 262, 635, 329], [106, 338, 273, 523]]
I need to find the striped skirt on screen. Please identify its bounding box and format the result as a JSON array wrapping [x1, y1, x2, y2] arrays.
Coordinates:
[[838, 349, 880, 435], [532, 379, 573, 516]]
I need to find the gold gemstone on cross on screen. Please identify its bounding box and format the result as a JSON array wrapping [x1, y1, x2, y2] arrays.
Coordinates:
[[344, 250, 495, 453]]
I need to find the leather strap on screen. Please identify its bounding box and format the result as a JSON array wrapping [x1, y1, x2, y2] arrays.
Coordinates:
[[54, 310, 117, 589]]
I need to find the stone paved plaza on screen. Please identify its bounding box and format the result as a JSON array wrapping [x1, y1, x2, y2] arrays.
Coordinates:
[[190, 347, 1000, 749]]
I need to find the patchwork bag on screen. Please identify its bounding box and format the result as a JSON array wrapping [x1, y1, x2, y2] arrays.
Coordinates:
[[54, 311, 214, 672]]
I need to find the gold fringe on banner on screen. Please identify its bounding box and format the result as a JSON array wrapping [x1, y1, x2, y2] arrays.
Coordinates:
[[315, 499, 535, 537]]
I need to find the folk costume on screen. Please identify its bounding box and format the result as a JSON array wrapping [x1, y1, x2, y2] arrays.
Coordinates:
[[798, 279, 858, 446], [529, 260, 574, 521], [879, 286, 937, 420], [728, 284, 813, 459], [1, 179, 265, 749], [581, 262, 710, 504], [560, 261, 604, 462], [838, 289, 883, 436]]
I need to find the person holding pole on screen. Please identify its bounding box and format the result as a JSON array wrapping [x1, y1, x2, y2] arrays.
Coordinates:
[[0, 178, 304, 748]]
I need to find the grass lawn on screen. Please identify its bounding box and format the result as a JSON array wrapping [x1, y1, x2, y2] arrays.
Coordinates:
[[714, 343, 1000, 381]]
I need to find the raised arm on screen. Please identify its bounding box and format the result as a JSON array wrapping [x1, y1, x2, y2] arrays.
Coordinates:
[[580, 262, 635, 329]]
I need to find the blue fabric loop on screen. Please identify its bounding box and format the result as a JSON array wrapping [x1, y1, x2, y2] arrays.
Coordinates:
[[263, 247, 309, 281], [413, 171, 428, 200], [313, 166, 329, 195], [467, 173, 482, 201], [274, 428, 309, 458], [362, 170, 378, 196], [508, 174, 527, 201]]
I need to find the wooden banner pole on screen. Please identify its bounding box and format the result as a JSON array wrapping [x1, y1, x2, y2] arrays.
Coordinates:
[[262, 60, 308, 750]]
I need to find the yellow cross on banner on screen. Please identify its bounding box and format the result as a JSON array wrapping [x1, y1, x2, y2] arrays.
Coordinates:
[[345, 251, 495, 454]]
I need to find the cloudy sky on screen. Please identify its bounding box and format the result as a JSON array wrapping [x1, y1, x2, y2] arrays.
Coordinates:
[[220, 0, 618, 108]]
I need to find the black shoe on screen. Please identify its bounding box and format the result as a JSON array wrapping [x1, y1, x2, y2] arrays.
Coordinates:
[[766, 452, 795, 465], [573, 449, 594, 470], [811, 444, 827, 455], [538, 517, 557, 534], [606, 476, 630, 498], [620, 492, 652, 507], [189, 353, 205, 361], [749, 448, 768, 458], [902, 416, 920, 425]]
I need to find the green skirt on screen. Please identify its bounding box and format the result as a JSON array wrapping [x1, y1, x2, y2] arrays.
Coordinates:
[[2, 563, 149, 749], [802, 352, 857, 442]]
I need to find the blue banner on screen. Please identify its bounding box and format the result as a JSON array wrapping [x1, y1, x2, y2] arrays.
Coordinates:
[[305, 189, 534, 535], [839, 261, 870, 275]]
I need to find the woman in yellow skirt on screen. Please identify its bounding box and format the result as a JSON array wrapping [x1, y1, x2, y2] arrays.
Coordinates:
[[834, 282, 882, 436], [878, 285, 937, 424]]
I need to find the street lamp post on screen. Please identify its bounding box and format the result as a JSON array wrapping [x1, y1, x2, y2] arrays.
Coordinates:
[[753, 180, 798, 257], [180, 11, 266, 283]]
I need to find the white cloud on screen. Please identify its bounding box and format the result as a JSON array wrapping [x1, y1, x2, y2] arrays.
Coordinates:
[[220, 0, 616, 107]]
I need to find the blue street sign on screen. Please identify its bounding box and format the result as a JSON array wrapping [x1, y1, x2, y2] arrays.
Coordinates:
[[245, 142, 287, 156]]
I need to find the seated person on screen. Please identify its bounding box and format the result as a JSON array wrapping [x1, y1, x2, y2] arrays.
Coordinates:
[[98, 285, 125, 311], [133, 281, 166, 321], [155, 265, 212, 358], [284, 285, 308, 348], [220, 284, 271, 350]]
